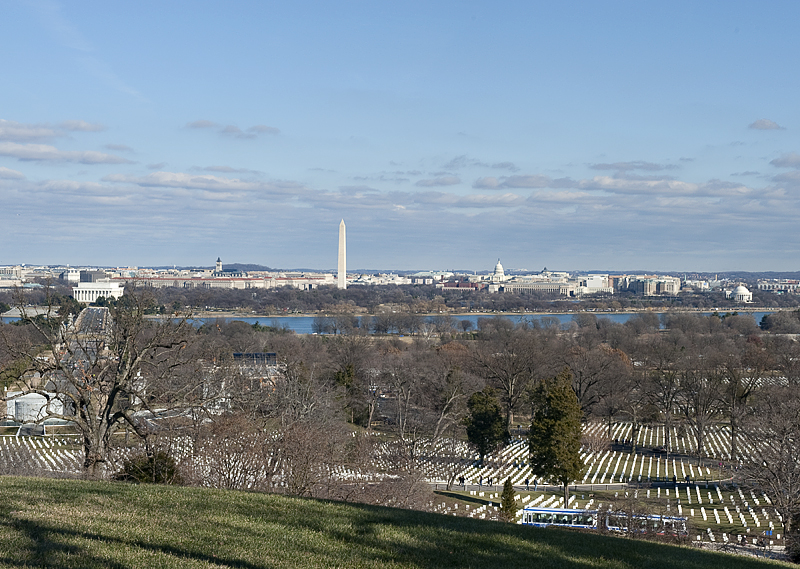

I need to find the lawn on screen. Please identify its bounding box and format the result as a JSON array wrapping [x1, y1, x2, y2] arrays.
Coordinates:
[[0, 477, 790, 569]]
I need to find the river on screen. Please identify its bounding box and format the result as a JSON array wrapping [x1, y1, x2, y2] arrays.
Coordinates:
[[1, 310, 775, 334]]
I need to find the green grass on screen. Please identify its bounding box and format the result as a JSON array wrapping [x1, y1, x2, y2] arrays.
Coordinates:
[[0, 477, 790, 569]]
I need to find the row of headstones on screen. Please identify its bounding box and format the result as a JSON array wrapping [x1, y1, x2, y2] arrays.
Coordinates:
[[582, 449, 712, 485], [0, 436, 82, 472], [601, 421, 743, 461], [654, 484, 781, 542]]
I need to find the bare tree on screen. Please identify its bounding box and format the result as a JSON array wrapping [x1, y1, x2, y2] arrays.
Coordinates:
[[637, 333, 684, 451], [740, 383, 800, 552], [562, 335, 631, 416], [721, 335, 771, 460], [678, 344, 725, 459], [2, 287, 202, 477], [472, 325, 551, 428]]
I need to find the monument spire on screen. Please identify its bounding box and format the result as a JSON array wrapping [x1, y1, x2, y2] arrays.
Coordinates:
[[338, 219, 347, 289]]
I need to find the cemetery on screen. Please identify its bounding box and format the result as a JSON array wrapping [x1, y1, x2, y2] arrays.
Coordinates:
[[0, 418, 787, 552]]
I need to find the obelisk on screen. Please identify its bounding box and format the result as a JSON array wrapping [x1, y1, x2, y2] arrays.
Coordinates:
[[337, 219, 346, 289]]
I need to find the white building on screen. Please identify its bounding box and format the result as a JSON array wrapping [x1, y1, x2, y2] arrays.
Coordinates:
[[726, 284, 753, 303], [73, 280, 125, 304], [60, 268, 80, 283], [5, 391, 65, 423], [491, 259, 506, 282]]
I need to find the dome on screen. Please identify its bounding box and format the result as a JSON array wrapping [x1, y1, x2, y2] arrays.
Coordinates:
[[730, 284, 753, 303], [492, 259, 505, 282]]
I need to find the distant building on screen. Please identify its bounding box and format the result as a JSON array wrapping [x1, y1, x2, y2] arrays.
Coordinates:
[[758, 279, 800, 294], [60, 268, 80, 283], [620, 275, 681, 296], [80, 270, 109, 283], [491, 259, 506, 283], [726, 284, 753, 303], [0, 266, 23, 279], [73, 280, 125, 304], [212, 258, 246, 278]]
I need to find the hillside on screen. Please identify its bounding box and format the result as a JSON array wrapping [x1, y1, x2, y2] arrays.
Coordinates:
[[0, 477, 789, 569]]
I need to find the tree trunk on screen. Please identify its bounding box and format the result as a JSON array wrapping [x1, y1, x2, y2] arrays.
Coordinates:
[[563, 481, 569, 507], [83, 428, 112, 479]]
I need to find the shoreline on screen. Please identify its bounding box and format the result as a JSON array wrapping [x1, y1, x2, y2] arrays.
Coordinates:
[[183, 306, 775, 320], [1, 306, 777, 321]]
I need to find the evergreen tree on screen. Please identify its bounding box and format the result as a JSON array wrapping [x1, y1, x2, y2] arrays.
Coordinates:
[[500, 477, 517, 522], [465, 388, 508, 463], [528, 368, 585, 505]]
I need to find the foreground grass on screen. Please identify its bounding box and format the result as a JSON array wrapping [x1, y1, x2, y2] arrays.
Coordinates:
[[0, 477, 790, 569]]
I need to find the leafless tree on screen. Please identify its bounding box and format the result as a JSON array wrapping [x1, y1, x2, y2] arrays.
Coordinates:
[[740, 383, 800, 549], [2, 286, 204, 477], [472, 325, 552, 428], [678, 343, 725, 459], [637, 333, 684, 450]]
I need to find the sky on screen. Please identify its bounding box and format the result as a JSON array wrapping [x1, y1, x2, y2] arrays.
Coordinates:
[[2, 1, 800, 272]]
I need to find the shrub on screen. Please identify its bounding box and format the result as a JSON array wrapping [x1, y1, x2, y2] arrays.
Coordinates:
[[115, 451, 183, 485]]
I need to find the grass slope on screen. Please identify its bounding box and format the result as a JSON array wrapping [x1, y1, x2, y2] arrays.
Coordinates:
[[0, 477, 788, 569]]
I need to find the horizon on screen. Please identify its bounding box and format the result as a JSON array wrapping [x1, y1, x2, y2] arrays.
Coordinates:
[[4, 259, 800, 279], [2, 2, 799, 271]]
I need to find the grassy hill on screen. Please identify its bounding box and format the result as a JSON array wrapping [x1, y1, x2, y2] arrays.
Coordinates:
[[0, 477, 789, 569]]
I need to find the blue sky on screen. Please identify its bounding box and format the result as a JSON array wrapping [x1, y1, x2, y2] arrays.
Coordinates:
[[2, 1, 799, 272]]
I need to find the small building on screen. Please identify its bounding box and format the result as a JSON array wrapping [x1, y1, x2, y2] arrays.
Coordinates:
[[5, 390, 65, 423]]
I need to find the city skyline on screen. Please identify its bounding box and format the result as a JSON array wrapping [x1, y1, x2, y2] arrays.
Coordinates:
[[2, 2, 800, 271]]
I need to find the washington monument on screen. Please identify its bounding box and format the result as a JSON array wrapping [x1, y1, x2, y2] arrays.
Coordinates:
[[338, 219, 346, 289]]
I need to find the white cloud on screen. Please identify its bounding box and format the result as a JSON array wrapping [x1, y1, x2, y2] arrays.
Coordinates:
[[474, 175, 551, 189], [0, 166, 25, 180], [589, 161, 677, 171], [749, 119, 785, 130], [59, 120, 105, 132], [102, 171, 308, 197], [220, 125, 255, 139], [193, 165, 262, 175], [415, 176, 460, 187], [0, 142, 132, 164], [441, 155, 517, 171], [248, 125, 280, 135], [187, 121, 280, 139], [0, 119, 59, 143], [773, 170, 800, 186], [770, 152, 800, 168], [491, 162, 519, 172], [105, 143, 134, 152]]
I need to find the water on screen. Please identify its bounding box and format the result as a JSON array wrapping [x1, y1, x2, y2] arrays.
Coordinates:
[[192, 311, 774, 334], [1, 311, 774, 334]]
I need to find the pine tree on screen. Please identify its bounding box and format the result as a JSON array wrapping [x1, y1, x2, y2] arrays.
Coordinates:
[[500, 477, 517, 522], [465, 388, 508, 463], [528, 367, 585, 505]]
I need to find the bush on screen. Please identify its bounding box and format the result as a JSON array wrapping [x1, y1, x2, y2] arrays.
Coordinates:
[[115, 451, 183, 485]]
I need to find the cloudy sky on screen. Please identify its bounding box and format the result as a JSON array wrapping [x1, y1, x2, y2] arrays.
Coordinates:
[[2, 1, 800, 272]]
